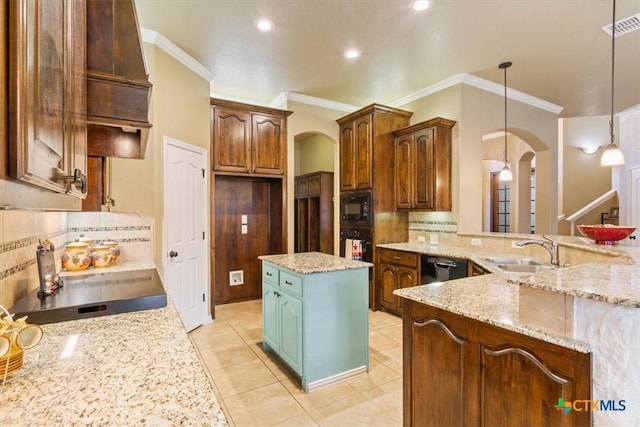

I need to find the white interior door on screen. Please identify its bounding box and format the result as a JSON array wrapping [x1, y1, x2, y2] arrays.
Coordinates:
[[163, 136, 207, 331]]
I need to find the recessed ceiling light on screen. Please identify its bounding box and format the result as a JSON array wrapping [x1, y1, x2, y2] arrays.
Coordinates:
[[412, 1, 431, 11], [344, 49, 361, 59], [255, 19, 274, 32]]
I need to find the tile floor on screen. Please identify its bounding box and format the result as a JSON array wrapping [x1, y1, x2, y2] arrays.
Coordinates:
[[189, 299, 403, 426]]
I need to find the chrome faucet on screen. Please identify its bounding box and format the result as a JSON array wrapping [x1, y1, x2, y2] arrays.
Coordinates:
[[515, 235, 560, 266]]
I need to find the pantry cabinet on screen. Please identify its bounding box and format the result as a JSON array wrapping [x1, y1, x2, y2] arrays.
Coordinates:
[[8, 0, 87, 198], [211, 98, 292, 176], [394, 117, 456, 211], [294, 171, 334, 254]]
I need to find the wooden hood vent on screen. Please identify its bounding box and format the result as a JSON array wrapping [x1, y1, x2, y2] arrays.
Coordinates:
[[86, 0, 152, 159]]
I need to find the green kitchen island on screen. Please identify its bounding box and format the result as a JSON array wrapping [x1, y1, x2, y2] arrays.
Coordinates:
[[259, 252, 372, 392]]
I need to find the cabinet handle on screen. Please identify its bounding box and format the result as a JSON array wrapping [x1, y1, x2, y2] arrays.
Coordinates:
[[393, 256, 400, 260], [285, 280, 293, 286], [266, 272, 272, 276]]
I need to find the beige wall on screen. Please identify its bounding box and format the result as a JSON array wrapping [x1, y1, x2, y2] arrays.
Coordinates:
[[295, 134, 335, 175], [110, 43, 211, 275], [615, 108, 640, 228]]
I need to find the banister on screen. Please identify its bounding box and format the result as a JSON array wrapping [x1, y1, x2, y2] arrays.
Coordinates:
[[565, 190, 618, 236]]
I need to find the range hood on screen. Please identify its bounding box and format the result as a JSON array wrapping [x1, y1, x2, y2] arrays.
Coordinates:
[[86, 0, 152, 160]]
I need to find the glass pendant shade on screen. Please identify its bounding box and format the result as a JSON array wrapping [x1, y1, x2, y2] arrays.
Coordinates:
[[600, 144, 625, 166], [499, 164, 512, 181]]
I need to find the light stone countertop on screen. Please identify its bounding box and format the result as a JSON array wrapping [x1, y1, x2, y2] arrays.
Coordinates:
[[259, 252, 373, 274], [1, 301, 228, 426], [385, 237, 640, 353]]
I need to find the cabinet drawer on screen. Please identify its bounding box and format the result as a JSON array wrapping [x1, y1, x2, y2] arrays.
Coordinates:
[[263, 263, 279, 284], [307, 175, 321, 196], [297, 178, 308, 197], [280, 271, 303, 297], [379, 249, 419, 268]]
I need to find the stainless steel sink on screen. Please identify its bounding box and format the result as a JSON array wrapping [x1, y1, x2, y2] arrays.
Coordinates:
[[496, 263, 557, 273], [483, 257, 542, 266]]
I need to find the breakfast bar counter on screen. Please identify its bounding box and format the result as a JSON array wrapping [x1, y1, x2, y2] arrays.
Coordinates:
[[1, 302, 228, 426]]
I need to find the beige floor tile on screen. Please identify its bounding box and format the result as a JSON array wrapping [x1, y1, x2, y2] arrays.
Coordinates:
[[274, 412, 319, 426], [210, 358, 279, 398], [307, 390, 398, 427], [223, 382, 307, 426], [198, 343, 260, 371], [348, 359, 401, 393], [281, 377, 363, 412], [362, 378, 403, 422], [375, 322, 403, 343], [369, 330, 401, 353], [370, 345, 403, 374], [369, 310, 402, 330], [192, 329, 247, 352]]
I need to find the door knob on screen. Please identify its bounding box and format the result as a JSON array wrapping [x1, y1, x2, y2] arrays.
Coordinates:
[[169, 251, 178, 258]]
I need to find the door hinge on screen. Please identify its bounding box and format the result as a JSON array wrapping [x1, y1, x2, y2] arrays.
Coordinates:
[[202, 231, 205, 240], [202, 293, 205, 302], [202, 168, 205, 178]]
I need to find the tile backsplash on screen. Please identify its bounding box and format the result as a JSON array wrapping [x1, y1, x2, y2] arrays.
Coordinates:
[[0, 210, 153, 309]]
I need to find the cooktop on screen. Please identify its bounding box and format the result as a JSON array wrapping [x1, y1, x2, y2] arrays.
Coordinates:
[[9, 268, 167, 324]]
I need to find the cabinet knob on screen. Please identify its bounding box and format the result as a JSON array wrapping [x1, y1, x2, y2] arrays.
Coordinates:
[[169, 251, 178, 258]]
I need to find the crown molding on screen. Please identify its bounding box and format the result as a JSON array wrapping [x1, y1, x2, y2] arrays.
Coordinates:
[[619, 103, 640, 118], [140, 28, 215, 82], [270, 92, 359, 113], [389, 73, 564, 115]]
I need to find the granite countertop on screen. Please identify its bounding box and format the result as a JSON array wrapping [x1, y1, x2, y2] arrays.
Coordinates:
[[259, 252, 373, 275], [1, 302, 228, 426], [386, 237, 640, 353]]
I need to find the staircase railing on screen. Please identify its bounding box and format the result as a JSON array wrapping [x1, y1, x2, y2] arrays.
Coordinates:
[[564, 190, 618, 236]]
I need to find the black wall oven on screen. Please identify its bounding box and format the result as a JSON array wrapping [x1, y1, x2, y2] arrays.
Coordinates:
[[339, 227, 373, 265], [340, 192, 372, 227]]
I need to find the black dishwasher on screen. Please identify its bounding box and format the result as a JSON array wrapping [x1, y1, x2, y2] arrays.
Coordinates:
[[421, 256, 468, 284]]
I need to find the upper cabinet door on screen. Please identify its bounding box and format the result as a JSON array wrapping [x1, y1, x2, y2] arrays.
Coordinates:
[[395, 134, 414, 209], [354, 115, 373, 190], [413, 128, 435, 210], [252, 113, 285, 175], [339, 124, 355, 191], [212, 107, 251, 173], [9, 0, 87, 198]]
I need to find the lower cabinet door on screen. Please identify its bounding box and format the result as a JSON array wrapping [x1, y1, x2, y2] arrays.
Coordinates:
[[262, 282, 280, 350], [278, 292, 303, 375]]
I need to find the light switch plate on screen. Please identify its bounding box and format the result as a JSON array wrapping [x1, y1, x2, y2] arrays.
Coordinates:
[[430, 234, 439, 244], [241, 215, 248, 224], [417, 236, 425, 243], [241, 224, 248, 234], [471, 238, 482, 246]]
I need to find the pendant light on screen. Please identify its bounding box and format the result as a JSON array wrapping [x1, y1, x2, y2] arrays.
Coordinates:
[[498, 61, 513, 181], [601, 0, 625, 167]]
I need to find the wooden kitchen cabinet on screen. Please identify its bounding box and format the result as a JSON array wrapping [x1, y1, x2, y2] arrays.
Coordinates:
[[378, 248, 420, 315], [337, 105, 412, 192], [294, 171, 334, 254], [403, 299, 591, 426], [394, 117, 456, 211], [8, 0, 87, 198], [211, 98, 291, 176]]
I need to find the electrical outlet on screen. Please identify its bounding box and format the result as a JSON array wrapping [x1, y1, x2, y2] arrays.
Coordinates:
[[417, 236, 425, 243], [241, 225, 248, 234], [471, 238, 482, 246], [430, 234, 439, 244], [241, 215, 248, 224]]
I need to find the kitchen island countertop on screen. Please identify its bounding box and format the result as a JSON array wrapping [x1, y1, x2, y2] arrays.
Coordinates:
[[1, 301, 228, 426], [259, 251, 372, 275]]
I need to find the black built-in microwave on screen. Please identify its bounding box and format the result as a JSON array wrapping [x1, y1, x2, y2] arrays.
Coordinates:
[[340, 192, 372, 227]]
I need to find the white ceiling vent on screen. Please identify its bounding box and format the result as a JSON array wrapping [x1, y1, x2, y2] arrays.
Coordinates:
[[602, 13, 640, 37]]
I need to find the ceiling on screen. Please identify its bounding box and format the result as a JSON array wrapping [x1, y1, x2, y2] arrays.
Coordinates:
[[134, 0, 640, 118]]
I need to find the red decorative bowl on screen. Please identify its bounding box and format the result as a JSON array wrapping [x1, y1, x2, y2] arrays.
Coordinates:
[[577, 224, 636, 245]]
